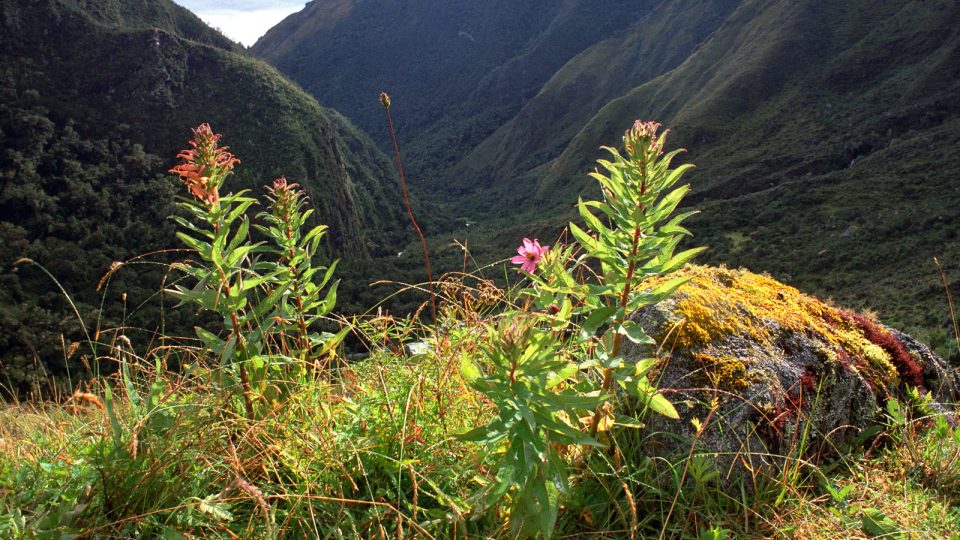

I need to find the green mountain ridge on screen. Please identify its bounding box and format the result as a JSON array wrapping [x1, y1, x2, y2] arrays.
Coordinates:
[[0, 0, 405, 393], [254, 0, 960, 354], [252, 0, 650, 187], [531, 0, 960, 341]]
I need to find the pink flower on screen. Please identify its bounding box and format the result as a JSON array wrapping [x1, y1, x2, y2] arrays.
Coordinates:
[[511, 238, 548, 273]]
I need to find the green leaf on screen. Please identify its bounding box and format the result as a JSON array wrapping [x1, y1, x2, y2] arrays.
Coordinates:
[[619, 320, 655, 345], [535, 481, 559, 539], [251, 281, 291, 320], [539, 415, 602, 447], [651, 184, 690, 220], [302, 225, 328, 247], [315, 260, 340, 289], [648, 391, 679, 419], [226, 217, 250, 252], [631, 358, 659, 378], [661, 162, 695, 191], [175, 231, 210, 255], [660, 247, 707, 274], [615, 414, 644, 429], [460, 354, 481, 382], [578, 199, 612, 238], [580, 305, 617, 338], [860, 508, 903, 539], [224, 243, 259, 268], [103, 385, 124, 445], [457, 423, 506, 445], [197, 495, 234, 521], [569, 222, 599, 252]]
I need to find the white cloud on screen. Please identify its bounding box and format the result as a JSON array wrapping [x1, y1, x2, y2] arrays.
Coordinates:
[[173, 1, 306, 47]]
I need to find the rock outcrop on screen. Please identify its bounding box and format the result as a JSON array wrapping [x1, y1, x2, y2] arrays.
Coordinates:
[[625, 265, 959, 477]]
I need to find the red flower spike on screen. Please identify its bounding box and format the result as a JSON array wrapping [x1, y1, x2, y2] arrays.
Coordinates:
[[169, 123, 239, 206]]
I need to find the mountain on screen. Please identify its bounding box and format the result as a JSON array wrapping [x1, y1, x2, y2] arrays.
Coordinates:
[[254, 0, 960, 355], [523, 0, 960, 347], [0, 0, 405, 393], [252, 0, 654, 188]]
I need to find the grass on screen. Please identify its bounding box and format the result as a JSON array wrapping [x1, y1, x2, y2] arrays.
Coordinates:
[[2, 276, 959, 539]]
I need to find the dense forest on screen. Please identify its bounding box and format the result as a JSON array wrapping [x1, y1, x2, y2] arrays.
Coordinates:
[[0, 0, 407, 393]]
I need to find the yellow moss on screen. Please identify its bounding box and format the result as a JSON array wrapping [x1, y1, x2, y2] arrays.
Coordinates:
[[647, 265, 900, 387], [690, 353, 758, 391]]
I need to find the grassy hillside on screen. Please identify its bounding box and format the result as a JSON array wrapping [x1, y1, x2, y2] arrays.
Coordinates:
[[255, 0, 960, 356], [0, 0, 406, 394], [529, 0, 960, 350], [452, 0, 739, 194]]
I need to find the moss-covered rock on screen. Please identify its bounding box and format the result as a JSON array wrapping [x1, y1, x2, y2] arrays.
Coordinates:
[[625, 265, 958, 476]]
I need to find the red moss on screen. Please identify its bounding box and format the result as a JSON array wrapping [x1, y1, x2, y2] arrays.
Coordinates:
[[846, 311, 924, 389], [765, 366, 819, 437], [799, 366, 818, 394]]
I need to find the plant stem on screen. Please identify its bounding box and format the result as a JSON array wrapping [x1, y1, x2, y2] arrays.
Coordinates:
[[591, 224, 642, 436], [935, 257, 960, 355], [214, 217, 255, 419], [283, 216, 311, 366], [382, 97, 437, 322]]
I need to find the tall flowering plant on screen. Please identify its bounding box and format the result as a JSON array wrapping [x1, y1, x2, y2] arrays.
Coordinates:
[[462, 121, 702, 537], [255, 177, 342, 371], [570, 120, 704, 430], [166, 125, 343, 417]]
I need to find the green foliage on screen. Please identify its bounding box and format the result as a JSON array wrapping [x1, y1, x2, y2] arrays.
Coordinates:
[[0, 0, 408, 394], [258, 0, 960, 357], [253, 0, 644, 190], [458, 121, 701, 537], [165, 126, 344, 416], [460, 316, 604, 538], [568, 121, 703, 413], [256, 178, 341, 361], [2, 112, 960, 539]]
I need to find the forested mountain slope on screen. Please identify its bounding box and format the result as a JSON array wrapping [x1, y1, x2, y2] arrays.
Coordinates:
[[0, 0, 404, 392], [252, 0, 653, 187]]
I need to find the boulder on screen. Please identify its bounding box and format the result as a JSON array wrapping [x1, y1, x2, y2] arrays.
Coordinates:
[[623, 265, 959, 477]]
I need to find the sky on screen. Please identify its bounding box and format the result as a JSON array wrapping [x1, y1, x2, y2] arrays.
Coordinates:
[[173, 1, 307, 47]]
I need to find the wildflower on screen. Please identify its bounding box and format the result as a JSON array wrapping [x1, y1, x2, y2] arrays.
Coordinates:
[[169, 123, 239, 206], [511, 237, 548, 273], [265, 176, 306, 219], [624, 119, 665, 156]]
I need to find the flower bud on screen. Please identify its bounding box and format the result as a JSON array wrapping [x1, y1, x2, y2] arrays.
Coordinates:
[[379, 92, 391, 110], [624, 120, 665, 156]]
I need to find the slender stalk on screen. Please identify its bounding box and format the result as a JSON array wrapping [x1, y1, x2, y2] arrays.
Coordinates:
[[214, 218, 255, 419], [282, 214, 311, 363], [592, 153, 650, 435], [591, 224, 642, 436], [935, 257, 960, 355], [380, 92, 437, 322]]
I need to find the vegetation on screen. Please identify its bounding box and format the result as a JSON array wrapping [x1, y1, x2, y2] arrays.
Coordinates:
[[2, 117, 958, 539], [254, 0, 960, 362], [3, 1, 960, 537], [0, 0, 408, 393]]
